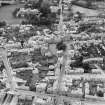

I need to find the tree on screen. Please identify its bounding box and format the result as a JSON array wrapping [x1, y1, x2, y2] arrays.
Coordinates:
[[97, 90, 104, 97], [31, 0, 43, 9], [23, 0, 56, 27], [74, 11, 83, 22], [56, 41, 67, 51], [86, 0, 92, 8], [0, 21, 6, 28]]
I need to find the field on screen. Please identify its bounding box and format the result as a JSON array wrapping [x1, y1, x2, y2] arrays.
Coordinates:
[[0, 4, 24, 24]]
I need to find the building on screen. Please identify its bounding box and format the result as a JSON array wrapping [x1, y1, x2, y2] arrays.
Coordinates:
[[0, 0, 17, 5]]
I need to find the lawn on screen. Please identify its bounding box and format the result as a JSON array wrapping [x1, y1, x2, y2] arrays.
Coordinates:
[[0, 4, 24, 24]]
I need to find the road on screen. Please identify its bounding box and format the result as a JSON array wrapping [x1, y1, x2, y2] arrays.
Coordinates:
[[0, 4, 24, 25]]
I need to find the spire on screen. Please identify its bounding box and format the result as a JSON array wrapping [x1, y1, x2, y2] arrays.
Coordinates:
[[58, 0, 64, 35]]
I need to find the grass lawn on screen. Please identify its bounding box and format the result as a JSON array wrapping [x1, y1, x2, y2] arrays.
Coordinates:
[[0, 4, 24, 24]]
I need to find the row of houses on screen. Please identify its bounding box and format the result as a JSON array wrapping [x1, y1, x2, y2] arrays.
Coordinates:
[[0, 0, 17, 5], [0, 0, 27, 6]]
